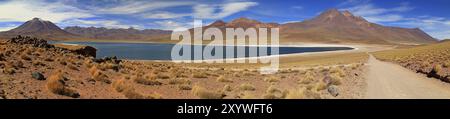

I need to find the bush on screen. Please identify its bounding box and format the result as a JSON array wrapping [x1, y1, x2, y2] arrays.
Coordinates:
[[216, 76, 233, 83], [168, 78, 189, 85], [264, 76, 280, 82], [122, 89, 162, 99], [239, 83, 256, 91], [112, 79, 130, 93], [178, 84, 192, 90], [192, 72, 208, 78], [20, 54, 31, 61], [133, 74, 162, 85], [299, 71, 315, 84], [223, 85, 232, 92], [192, 85, 225, 99], [329, 73, 342, 85], [285, 88, 320, 99], [46, 73, 80, 98]]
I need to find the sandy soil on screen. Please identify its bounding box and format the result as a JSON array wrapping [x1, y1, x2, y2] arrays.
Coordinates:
[[365, 54, 450, 99]]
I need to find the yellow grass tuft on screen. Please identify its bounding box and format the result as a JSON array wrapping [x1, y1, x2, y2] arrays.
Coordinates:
[[299, 71, 315, 84], [223, 85, 232, 92], [192, 85, 225, 99], [178, 84, 192, 90], [239, 83, 256, 91], [264, 76, 280, 82], [46, 72, 80, 98], [216, 75, 233, 83], [285, 88, 321, 99], [133, 74, 162, 85], [192, 72, 208, 78]]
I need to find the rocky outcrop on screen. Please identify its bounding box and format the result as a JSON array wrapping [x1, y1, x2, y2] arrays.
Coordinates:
[[53, 44, 97, 57], [7, 35, 97, 57], [7, 35, 53, 48]]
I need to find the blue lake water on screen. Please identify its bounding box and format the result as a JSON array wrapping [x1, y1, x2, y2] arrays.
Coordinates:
[[49, 41, 353, 60]]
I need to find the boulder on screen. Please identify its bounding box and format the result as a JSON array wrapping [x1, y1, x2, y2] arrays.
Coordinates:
[[32, 72, 45, 80], [327, 85, 339, 97], [54, 44, 97, 57]]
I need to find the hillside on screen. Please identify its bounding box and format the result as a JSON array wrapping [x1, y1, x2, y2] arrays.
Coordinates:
[[64, 26, 171, 41], [280, 9, 437, 44]]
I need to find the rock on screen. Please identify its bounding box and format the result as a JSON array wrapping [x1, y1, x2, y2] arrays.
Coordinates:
[[31, 72, 46, 80], [53, 44, 97, 57], [327, 85, 339, 97], [7, 35, 53, 48]]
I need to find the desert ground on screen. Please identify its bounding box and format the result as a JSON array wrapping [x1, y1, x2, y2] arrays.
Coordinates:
[[1, 36, 449, 99]]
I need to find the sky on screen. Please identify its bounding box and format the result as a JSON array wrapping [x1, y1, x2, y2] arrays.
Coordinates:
[[0, 0, 449, 39]]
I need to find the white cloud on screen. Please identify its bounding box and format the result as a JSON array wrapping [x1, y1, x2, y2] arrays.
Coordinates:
[[342, 3, 413, 23], [152, 20, 189, 31], [365, 14, 404, 22], [140, 11, 191, 19], [0, 24, 17, 31], [97, 1, 195, 14], [63, 19, 141, 29], [0, 0, 93, 22], [194, 2, 258, 19]]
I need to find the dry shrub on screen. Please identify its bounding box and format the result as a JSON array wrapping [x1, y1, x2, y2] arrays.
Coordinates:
[[264, 76, 280, 82], [46, 72, 80, 98], [112, 79, 131, 93], [330, 67, 345, 77], [239, 83, 255, 91], [156, 73, 170, 79], [112, 79, 162, 99], [168, 78, 189, 85], [241, 92, 256, 99], [313, 81, 327, 91], [122, 89, 162, 99], [329, 73, 342, 85], [216, 75, 233, 83], [20, 54, 31, 61], [91, 69, 110, 83], [444, 61, 450, 68], [263, 86, 286, 99], [192, 85, 225, 99], [67, 64, 78, 71], [299, 71, 315, 84], [178, 84, 192, 90], [433, 64, 443, 73], [2, 67, 15, 74], [192, 72, 208, 78], [133, 74, 162, 85], [223, 85, 232, 92], [285, 88, 321, 99]]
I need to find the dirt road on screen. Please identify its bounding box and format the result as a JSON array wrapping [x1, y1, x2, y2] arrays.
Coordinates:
[[365, 54, 450, 99]]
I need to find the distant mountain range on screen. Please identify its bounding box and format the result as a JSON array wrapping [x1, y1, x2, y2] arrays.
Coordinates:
[[0, 8, 438, 44]]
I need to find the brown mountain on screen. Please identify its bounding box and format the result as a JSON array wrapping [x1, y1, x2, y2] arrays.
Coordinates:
[[64, 26, 171, 41], [203, 17, 279, 29], [0, 18, 79, 40], [280, 8, 437, 44]]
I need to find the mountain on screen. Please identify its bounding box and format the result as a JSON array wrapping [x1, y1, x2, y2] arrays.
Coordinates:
[[64, 26, 171, 41], [280, 8, 437, 44], [204, 17, 279, 29], [0, 18, 79, 40]]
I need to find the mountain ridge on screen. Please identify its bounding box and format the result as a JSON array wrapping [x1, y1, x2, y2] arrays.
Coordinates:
[[0, 8, 438, 44]]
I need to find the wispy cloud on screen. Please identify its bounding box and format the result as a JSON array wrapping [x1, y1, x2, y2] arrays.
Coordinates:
[[193, 2, 258, 19], [342, 3, 413, 22], [140, 11, 191, 19], [0, 0, 93, 22], [96, 1, 195, 14]]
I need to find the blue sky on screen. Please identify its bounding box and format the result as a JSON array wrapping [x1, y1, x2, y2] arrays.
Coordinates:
[[0, 0, 449, 39]]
